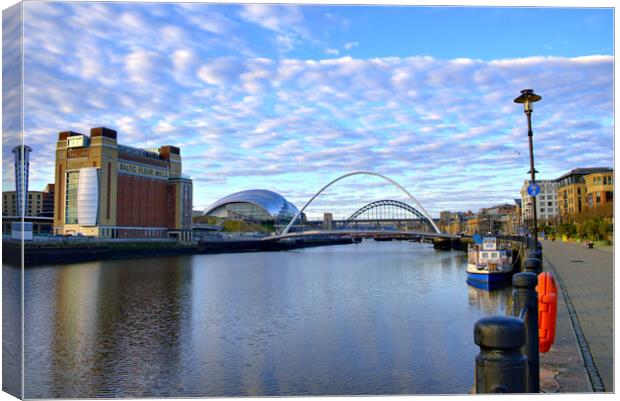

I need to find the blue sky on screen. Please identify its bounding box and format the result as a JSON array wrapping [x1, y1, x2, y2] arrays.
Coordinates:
[[2, 1, 614, 219]]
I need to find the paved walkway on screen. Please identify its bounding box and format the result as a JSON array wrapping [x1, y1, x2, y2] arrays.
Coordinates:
[[540, 239, 614, 392]]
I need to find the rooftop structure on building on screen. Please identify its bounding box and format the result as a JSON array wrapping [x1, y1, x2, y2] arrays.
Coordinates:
[[556, 167, 613, 183]]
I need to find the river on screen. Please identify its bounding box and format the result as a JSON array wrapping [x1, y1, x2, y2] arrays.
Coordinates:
[[5, 240, 512, 397]]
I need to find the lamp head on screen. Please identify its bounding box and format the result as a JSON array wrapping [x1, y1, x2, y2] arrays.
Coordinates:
[[514, 89, 542, 112]]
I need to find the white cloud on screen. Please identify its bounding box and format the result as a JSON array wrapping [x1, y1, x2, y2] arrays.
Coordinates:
[[180, 4, 236, 35], [119, 12, 148, 32], [125, 49, 161, 84], [15, 2, 614, 216], [197, 57, 246, 86], [276, 35, 300, 52], [239, 4, 303, 33]]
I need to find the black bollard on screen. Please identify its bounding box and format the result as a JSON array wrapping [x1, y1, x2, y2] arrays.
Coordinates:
[[523, 258, 542, 274], [527, 236, 537, 250], [512, 272, 539, 393], [474, 315, 527, 393], [535, 249, 543, 269], [529, 249, 543, 261]]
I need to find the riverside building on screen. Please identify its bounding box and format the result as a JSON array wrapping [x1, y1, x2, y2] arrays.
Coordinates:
[[520, 179, 559, 225], [53, 127, 193, 241], [556, 167, 613, 221]]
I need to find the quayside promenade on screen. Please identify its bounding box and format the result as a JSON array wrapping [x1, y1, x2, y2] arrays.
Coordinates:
[[539, 239, 613, 392]]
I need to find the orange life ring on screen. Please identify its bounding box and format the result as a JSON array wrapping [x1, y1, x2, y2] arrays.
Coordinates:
[[536, 272, 558, 353]]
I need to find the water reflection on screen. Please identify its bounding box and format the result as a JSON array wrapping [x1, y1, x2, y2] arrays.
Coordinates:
[[2, 264, 22, 397], [466, 285, 512, 316], [20, 241, 513, 397]]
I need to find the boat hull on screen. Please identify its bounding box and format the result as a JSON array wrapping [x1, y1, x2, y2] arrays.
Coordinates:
[[466, 271, 513, 290]]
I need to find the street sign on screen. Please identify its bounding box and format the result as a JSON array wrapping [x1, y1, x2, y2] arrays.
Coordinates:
[[527, 183, 541, 196]]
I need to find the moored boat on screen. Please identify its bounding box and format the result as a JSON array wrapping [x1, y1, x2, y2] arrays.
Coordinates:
[[466, 237, 515, 290]]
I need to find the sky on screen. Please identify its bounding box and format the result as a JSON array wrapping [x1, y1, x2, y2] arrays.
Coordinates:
[[2, 1, 614, 219]]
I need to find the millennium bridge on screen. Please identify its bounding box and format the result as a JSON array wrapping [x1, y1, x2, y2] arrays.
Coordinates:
[[264, 171, 457, 244]]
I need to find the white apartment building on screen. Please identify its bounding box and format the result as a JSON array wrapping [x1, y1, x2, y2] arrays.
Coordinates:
[[520, 179, 559, 224]]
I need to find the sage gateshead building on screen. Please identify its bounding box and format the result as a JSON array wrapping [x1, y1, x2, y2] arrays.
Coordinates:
[[53, 127, 193, 242], [204, 189, 300, 225]]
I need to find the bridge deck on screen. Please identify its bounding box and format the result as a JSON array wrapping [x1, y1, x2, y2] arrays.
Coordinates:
[[268, 229, 455, 241]]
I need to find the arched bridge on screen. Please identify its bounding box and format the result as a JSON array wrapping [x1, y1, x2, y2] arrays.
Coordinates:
[[344, 199, 436, 232], [277, 171, 448, 240]]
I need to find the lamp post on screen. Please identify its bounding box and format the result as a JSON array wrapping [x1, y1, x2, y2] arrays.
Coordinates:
[[514, 89, 542, 248]]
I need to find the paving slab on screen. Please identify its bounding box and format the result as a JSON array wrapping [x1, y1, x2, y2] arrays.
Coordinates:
[[539, 259, 592, 393], [540, 239, 614, 392]]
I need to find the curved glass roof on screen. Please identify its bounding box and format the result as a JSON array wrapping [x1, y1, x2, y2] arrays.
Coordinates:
[[204, 189, 300, 222]]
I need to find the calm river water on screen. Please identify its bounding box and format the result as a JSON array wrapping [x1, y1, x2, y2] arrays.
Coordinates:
[[9, 240, 513, 397]]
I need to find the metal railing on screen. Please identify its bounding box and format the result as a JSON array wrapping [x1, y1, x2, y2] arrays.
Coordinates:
[[473, 249, 543, 393]]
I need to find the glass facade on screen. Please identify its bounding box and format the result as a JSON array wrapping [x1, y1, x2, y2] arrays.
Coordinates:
[[205, 189, 300, 223], [65, 171, 79, 224]]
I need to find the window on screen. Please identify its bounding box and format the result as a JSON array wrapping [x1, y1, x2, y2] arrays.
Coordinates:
[[548, 202, 552, 206], [596, 192, 601, 204], [65, 171, 79, 224], [605, 191, 613, 202]]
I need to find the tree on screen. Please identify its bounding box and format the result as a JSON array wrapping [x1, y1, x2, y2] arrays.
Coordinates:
[[577, 223, 586, 239], [585, 218, 605, 241]]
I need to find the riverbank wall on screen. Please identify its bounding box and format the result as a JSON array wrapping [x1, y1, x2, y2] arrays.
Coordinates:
[[2, 236, 355, 267]]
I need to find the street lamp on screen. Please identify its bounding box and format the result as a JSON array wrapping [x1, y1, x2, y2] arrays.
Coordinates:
[[514, 89, 542, 248]]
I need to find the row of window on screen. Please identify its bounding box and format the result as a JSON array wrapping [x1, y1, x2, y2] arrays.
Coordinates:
[[591, 175, 613, 186], [98, 228, 167, 238]]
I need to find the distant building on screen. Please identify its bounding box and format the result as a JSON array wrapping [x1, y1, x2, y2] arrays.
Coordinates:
[[41, 184, 55, 217], [3, 190, 42, 216], [3, 184, 54, 219], [448, 212, 464, 235], [520, 180, 559, 225], [513, 199, 523, 235], [322, 213, 333, 230], [556, 167, 612, 221], [12, 145, 32, 216], [480, 203, 518, 235], [54, 127, 193, 241], [204, 189, 299, 225], [464, 214, 481, 235]]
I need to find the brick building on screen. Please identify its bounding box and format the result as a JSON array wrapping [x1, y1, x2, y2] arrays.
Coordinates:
[[53, 127, 192, 241]]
